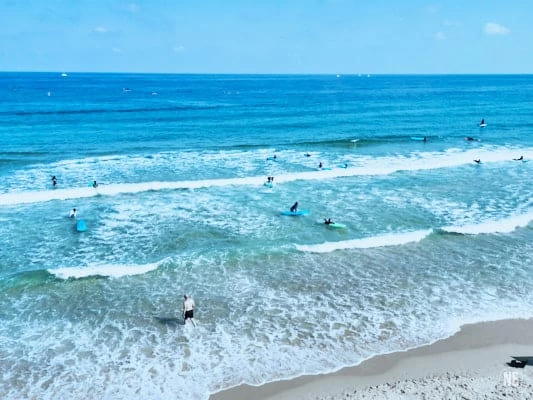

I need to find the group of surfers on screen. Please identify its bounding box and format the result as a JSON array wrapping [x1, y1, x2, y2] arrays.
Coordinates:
[[474, 155, 524, 164], [52, 176, 99, 188]]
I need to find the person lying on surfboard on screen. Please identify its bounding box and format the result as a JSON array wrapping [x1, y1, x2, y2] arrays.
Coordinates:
[[324, 218, 334, 225]]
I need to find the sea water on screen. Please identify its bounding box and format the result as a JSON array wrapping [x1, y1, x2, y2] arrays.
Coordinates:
[[0, 73, 532, 399]]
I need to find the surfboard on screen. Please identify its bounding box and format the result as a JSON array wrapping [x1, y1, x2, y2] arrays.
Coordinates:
[[327, 222, 346, 229], [338, 164, 348, 169], [479, 123, 487, 127], [266, 157, 277, 161], [280, 210, 310, 216], [410, 137, 426, 141], [317, 167, 332, 171], [76, 220, 87, 232], [264, 182, 273, 188]]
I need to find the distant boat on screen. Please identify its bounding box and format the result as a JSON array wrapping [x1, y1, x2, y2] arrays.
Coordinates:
[[61, 73, 68, 77]]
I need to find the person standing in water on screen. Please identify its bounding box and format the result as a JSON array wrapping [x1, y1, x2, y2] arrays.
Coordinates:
[[183, 294, 196, 326], [69, 208, 77, 218], [52, 176, 57, 187]]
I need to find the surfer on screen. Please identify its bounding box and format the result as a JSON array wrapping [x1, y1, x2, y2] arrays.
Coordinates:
[[465, 137, 475, 141], [92, 180, 98, 188], [183, 294, 196, 326], [304, 152, 311, 157], [69, 208, 77, 218], [324, 218, 333, 225], [318, 162, 323, 169], [423, 136, 427, 142], [52, 176, 57, 187], [474, 159, 481, 164], [513, 155, 524, 161], [290, 201, 298, 212], [480, 118, 485, 126]]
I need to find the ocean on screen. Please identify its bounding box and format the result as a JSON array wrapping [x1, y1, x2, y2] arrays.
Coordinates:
[[0, 73, 531, 399]]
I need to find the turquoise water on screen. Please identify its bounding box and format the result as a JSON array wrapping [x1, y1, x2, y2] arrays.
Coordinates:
[[0, 73, 532, 399]]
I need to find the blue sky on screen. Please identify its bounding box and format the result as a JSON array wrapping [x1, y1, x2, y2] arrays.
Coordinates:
[[0, 0, 530, 74]]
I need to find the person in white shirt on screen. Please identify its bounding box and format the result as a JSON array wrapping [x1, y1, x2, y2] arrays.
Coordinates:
[[183, 294, 196, 326], [69, 208, 77, 218]]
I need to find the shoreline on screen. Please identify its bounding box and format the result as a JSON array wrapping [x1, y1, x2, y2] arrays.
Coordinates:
[[210, 318, 533, 400]]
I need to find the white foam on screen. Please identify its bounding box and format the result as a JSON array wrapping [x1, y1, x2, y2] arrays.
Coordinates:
[[441, 212, 533, 235], [296, 229, 432, 253], [49, 261, 162, 279], [1, 146, 531, 206]]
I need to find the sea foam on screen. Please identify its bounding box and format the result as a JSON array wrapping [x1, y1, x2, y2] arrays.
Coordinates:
[[49, 261, 162, 279], [295, 230, 433, 253], [441, 212, 533, 235], [2, 146, 531, 207]]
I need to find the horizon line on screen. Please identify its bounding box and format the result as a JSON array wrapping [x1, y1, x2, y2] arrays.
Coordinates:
[[1, 71, 532, 76]]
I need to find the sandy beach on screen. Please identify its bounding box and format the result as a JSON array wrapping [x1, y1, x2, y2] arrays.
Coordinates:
[[211, 318, 533, 400]]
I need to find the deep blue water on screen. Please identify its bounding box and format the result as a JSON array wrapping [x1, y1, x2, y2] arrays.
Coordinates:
[[0, 73, 532, 400]]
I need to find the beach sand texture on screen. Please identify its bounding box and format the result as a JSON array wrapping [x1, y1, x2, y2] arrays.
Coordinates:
[[212, 319, 533, 400]]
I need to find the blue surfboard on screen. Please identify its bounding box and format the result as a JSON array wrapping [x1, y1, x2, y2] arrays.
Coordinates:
[[280, 210, 310, 216], [76, 220, 87, 232]]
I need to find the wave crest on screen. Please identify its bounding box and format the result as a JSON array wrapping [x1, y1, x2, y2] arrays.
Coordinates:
[[48, 261, 164, 279]]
